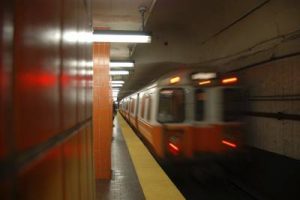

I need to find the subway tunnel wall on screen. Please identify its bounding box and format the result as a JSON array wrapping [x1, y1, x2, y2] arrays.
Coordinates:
[[0, 0, 95, 199], [210, 0, 300, 160], [238, 55, 300, 160], [211, 0, 300, 160]]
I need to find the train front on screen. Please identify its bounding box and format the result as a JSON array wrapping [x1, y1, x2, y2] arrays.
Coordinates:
[[156, 72, 245, 164]]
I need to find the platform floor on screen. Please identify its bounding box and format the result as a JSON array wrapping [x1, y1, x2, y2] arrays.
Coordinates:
[[96, 113, 184, 200], [96, 115, 145, 200]]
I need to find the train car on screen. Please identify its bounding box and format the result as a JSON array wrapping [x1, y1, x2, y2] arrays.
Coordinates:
[[119, 70, 244, 162]]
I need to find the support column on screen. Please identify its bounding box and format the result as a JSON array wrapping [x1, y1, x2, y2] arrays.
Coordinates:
[[93, 42, 112, 179]]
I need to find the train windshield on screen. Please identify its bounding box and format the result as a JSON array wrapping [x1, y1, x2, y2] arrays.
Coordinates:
[[223, 88, 243, 122], [157, 88, 185, 123], [195, 89, 205, 121]]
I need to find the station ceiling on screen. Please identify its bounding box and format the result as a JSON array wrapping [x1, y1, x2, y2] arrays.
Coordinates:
[[92, 0, 300, 99]]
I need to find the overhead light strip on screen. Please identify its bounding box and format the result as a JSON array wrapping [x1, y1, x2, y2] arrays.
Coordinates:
[[111, 80, 124, 84], [93, 30, 151, 43], [109, 71, 129, 75], [192, 72, 216, 80], [111, 84, 123, 87], [109, 61, 134, 68]]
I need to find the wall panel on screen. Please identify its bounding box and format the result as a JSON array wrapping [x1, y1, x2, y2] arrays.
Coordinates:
[[79, 129, 88, 200], [77, 4, 87, 123], [0, 0, 95, 199], [86, 124, 94, 199], [0, 0, 14, 161], [14, 0, 62, 151], [17, 147, 64, 200], [62, 135, 80, 200], [61, 0, 79, 130]]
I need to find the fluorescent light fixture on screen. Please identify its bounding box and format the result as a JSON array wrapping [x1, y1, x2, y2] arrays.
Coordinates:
[[109, 70, 129, 75], [109, 61, 134, 68], [93, 30, 151, 43], [86, 70, 93, 76], [86, 61, 93, 67], [192, 72, 217, 80], [111, 80, 124, 84], [112, 84, 123, 87]]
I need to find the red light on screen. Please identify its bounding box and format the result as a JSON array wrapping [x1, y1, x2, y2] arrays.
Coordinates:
[[20, 73, 57, 87], [222, 77, 238, 84], [222, 140, 237, 148], [168, 142, 180, 155]]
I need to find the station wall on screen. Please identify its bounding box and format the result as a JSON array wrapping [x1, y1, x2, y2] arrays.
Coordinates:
[[0, 0, 95, 199], [239, 55, 300, 160], [206, 0, 300, 160]]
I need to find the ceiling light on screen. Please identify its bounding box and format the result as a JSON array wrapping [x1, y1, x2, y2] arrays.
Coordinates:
[[191, 72, 216, 80], [109, 70, 129, 75], [111, 80, 124, 84], [109, 61, 134, 68], [93, 30, 151, 43], [111, 84, 123, 87]]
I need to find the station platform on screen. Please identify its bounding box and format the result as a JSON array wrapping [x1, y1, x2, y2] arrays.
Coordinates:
[[96, 113, 184, 200]]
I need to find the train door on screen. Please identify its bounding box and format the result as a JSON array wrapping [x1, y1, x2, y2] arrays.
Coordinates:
[[157, 88, 186, 158], [220, 87, 244, 150]]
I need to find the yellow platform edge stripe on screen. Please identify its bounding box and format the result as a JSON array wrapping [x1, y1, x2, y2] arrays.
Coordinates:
[[117, 113, 185, 200]]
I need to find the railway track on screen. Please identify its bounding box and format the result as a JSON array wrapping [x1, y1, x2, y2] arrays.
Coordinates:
[[162, 161, 265, 200]]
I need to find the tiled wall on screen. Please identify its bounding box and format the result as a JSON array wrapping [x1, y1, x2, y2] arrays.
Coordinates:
[[0, 0, 95, 199], [239, 55, 300, 160]]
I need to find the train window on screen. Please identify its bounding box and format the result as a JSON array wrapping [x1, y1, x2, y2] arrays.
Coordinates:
[[140, 94, 151, 120], [158, 88, 185, 123], [141, 95, 145, 118], [195, 89, 205, 121], [131, 99, 135, 114], [146, 95, 152, 121], [223, 88, 243, 121]]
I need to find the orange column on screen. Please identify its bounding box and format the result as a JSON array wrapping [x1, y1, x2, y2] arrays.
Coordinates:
[[93, 42, 112, 179]]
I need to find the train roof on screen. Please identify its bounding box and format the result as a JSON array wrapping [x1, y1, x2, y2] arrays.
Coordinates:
[[120, 69, 239, 100]]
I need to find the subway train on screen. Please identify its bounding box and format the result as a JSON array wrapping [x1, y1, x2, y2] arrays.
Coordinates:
[[119, 70, 244, 162]]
